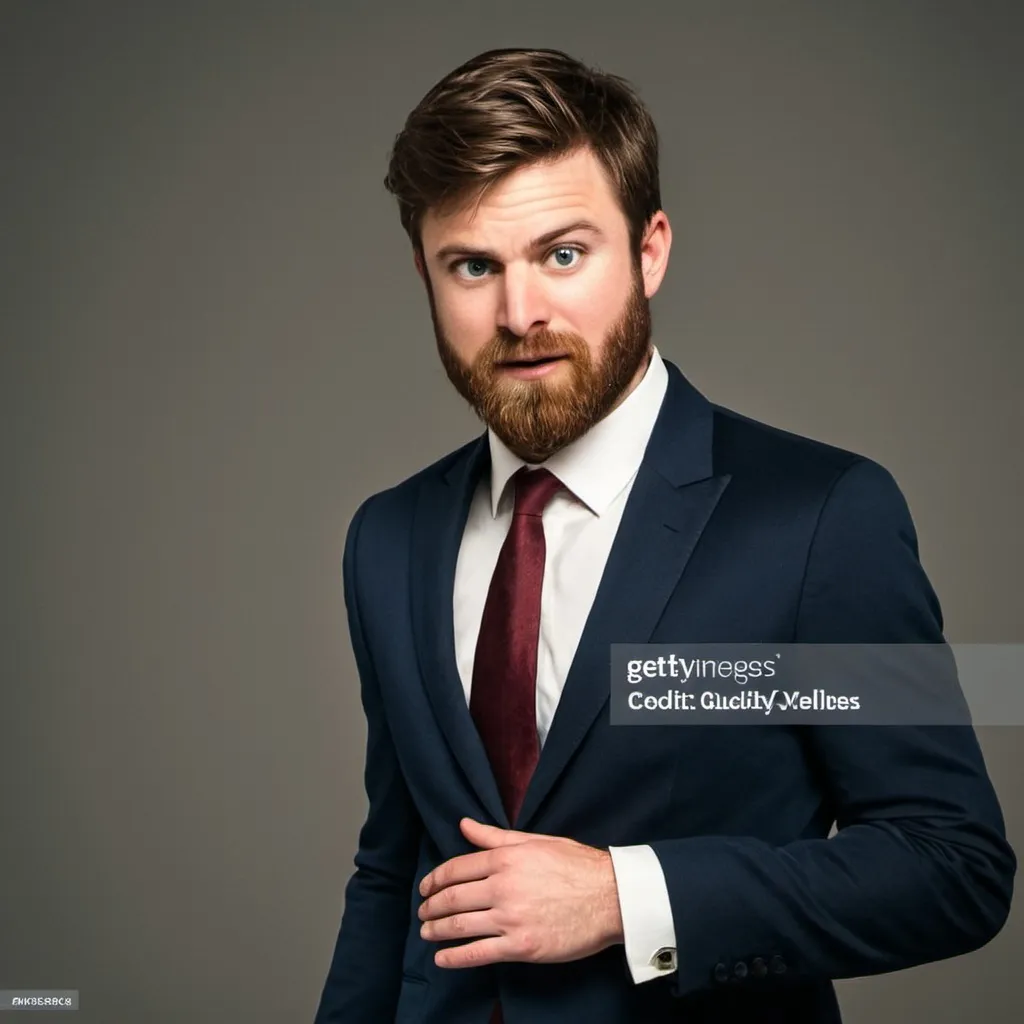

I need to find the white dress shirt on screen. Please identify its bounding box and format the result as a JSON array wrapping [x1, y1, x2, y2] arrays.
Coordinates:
[[452, 344, 678, 984]]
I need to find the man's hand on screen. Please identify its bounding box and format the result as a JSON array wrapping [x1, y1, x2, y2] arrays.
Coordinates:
[[417, 817, 624, 968]]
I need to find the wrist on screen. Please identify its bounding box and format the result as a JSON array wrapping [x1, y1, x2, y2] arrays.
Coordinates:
[[600, 850, 625, 945]]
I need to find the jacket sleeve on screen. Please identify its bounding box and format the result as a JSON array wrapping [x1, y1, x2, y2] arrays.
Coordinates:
[[313, 495, 424, 1022], [649, 457, 1016, 999]]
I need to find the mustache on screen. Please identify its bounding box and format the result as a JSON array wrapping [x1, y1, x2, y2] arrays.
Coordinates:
[[485, 333, 584, 364]]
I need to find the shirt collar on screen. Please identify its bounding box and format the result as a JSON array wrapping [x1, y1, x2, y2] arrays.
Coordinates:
[[487, 344, 669, 517]]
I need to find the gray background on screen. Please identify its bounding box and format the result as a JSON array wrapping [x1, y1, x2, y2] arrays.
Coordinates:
[[1, 1, 1020, 1021]]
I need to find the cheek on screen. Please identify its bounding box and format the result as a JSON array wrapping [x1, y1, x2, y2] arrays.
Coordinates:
[[559, 266, 631, 340], [435, 290, 495, 356]]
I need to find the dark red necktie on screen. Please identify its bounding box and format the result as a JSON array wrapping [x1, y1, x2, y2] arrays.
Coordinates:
[[469, 466, 564, 1024]]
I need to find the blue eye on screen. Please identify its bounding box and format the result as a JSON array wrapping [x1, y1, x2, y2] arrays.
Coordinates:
[[449, 244, 585, 280], [550, 246, 581, 268], [460, 258, 490, 278]]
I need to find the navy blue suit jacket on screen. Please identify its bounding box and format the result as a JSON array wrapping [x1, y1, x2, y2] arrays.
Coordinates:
[[314, 359, 1015, 1023]]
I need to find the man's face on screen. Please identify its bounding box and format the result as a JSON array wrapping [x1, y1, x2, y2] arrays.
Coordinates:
[[416, 146, 671, 463]]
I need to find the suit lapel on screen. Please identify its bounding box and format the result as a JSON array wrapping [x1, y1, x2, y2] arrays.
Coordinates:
[[409, 359, 730, 833], [515, 361, 730, 830], [409, 435, 512, 827]]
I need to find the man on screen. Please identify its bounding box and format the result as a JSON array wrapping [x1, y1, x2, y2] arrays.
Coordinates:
[[313, 48, 1014, 1023]]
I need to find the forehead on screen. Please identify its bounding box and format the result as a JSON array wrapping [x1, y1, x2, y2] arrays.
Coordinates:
[[421, 147, 626, 253]]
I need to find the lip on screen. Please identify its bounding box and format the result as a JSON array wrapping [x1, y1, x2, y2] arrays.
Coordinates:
[[496, 355, 569, 379]]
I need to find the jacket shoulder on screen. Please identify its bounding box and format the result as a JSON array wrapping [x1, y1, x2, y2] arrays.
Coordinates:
[[711, 402, 877, 489], [707, 402, 920, 532], [349, 434, 482, 525]]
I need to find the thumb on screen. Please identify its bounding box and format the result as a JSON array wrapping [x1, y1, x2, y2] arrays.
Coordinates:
[[460, 817, 536, 847]]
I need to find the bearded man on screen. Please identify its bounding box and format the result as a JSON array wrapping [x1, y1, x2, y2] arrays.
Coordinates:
[[313, 47, 1014, 1024]]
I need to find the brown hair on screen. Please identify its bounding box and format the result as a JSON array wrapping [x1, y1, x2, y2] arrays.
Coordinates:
[[383, 48, 661, 263]]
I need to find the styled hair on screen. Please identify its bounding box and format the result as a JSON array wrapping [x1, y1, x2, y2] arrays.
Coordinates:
[[383, 48, 661, 262]]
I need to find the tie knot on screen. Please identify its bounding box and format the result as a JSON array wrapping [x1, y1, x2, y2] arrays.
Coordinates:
[[512, 466, 564, 518]]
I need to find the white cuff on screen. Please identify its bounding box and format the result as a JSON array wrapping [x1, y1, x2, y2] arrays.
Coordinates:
[[607, 844, 678, 984]]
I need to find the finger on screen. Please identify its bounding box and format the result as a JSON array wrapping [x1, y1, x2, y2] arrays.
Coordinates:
[[419, 849, 498, 898], [418, 878, 494, 921], [421, 908, 499, 943], [458, 818, 532, 846], [434, 935, 516, 969], [459, 817, 553, 846]]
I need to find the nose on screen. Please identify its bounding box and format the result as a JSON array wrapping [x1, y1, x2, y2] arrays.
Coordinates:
[[496, 262, 551, 339]]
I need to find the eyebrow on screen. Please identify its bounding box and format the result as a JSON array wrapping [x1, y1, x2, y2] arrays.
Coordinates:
[[432, 219, 605, 263]]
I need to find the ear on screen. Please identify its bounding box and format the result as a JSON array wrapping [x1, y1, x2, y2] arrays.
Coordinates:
[[413, 247, 426, 283], [639, 211, 672, 299]]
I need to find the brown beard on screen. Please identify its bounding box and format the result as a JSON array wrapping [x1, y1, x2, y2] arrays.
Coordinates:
[[428, 266, 652, 463]]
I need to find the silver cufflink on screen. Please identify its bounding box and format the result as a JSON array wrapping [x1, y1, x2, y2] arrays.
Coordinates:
[[650, 947, 677, 970]]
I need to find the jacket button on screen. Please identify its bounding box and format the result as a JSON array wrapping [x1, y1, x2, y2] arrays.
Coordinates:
[[733, 961, 748, 979], [770, 955, 787, 974], [713, 962, 729, 983], [751, 957, 768, 978]]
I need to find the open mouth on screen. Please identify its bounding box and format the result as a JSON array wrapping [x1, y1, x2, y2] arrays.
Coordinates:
[[499, 354, 567, 368]]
